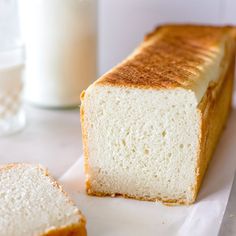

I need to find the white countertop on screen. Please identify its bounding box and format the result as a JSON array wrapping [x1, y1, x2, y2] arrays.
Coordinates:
[[0, 105, 83, 178]]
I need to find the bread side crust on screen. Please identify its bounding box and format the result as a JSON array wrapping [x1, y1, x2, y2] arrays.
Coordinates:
[[42, 219, 86, 236], [80, 91, 91, 193], [0, 163, 87, 236], [192, 47, 235, 203], [86, 189, 190, 206]]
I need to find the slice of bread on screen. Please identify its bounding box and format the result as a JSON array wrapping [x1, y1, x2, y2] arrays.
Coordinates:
[[80, 24, 236, 205], [0, 163, 86, 236]]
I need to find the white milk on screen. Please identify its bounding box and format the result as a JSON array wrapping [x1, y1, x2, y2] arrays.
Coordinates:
[[19, 0, 97, 107]]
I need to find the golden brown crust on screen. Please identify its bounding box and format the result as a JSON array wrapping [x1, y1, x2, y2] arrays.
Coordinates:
[[80, 91, 90, 192], [86, 188, 190, 206], [42, 218, 86, 236], [192, 47, 235, 202], [95, 24, 236, 90], [0, 163, 87, 236]]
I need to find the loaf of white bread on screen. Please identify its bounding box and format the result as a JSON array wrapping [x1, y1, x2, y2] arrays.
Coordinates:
[[81, 25, 236, 205], [0, 163, 86, 235]]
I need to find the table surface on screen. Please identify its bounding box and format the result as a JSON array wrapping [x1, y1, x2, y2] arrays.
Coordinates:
[[0, 105, 82, 178]]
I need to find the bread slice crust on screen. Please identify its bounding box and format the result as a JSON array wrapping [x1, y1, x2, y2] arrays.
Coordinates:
[[42, 221, 86, 236], [0, 163, 87, 236]]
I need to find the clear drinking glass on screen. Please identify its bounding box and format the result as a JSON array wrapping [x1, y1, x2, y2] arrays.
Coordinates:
[[0, 0, 25, 135]]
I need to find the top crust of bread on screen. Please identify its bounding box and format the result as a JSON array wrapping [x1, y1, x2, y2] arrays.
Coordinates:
[[95, 25, 236, 98]]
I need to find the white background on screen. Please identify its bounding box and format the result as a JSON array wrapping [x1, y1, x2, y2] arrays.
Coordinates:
[[98, 0, 236, 75]]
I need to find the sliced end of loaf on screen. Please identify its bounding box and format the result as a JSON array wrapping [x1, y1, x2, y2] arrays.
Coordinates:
[[82, 85, 201, 204]]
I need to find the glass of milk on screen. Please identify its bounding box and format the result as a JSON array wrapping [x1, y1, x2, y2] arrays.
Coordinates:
[[18, 0, 97, 108], [0, 0, 25, 135]]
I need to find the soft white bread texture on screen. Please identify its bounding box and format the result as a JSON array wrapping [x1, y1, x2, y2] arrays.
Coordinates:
[[0, 163, 86, 236], [81, 25, 236, 205]]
